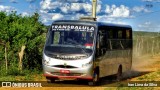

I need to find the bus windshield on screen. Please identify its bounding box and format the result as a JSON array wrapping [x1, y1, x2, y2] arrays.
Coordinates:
[[45, 24, 95, 55]]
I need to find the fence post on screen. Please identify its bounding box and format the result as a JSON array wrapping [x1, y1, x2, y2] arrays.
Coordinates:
[[5, 44, 7, 73], [18, 45, 26, 71]]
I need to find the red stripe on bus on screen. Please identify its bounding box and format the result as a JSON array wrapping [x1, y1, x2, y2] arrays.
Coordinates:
[[43, 74, 93, 80]]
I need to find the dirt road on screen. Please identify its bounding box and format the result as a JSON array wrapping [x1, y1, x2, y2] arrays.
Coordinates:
[[1, 55, 160, 90]]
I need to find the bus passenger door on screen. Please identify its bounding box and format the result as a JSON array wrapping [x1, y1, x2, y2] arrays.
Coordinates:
[[96, 29, 113, 78]]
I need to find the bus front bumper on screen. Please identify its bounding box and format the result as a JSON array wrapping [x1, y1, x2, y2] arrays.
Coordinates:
[[43, 65, 93, 80], [43, 73, 93, 80]]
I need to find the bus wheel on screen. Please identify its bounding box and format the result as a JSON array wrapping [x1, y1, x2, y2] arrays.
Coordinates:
[[46, 77, 56, 83], [116, 66, 122, 81], [88, 71, 99, 86]]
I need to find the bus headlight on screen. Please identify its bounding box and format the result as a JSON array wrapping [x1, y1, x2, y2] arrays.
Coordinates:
[[82, 61, 92, 67]]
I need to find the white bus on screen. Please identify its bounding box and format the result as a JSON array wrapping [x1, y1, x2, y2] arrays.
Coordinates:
[[42, 20, 132, 85]]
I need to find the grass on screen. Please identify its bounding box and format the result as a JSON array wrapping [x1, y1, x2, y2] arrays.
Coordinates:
[[137, 70, 160, 81], [0, 73, 44, 81], [0, 68, 44, 81]]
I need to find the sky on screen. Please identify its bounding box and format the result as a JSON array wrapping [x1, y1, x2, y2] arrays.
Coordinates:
[[0, 0, 160, 32]]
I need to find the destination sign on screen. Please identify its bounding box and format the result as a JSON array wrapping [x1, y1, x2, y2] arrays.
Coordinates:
[[52, 24, 95, 32]]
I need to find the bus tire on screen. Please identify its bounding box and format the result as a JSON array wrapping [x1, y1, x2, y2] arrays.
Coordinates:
[[88, 70, 99, 86], [116, 66, 122, 81]]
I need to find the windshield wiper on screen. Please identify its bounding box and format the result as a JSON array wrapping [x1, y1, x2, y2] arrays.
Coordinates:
[[67, 39, 88, 55], [75, 44, 88, 55]]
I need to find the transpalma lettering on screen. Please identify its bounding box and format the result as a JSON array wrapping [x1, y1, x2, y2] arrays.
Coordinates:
[[52, 25, 95, 31]]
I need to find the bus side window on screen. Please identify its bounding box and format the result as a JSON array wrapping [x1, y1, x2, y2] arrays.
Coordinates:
[[126, 30, 130, 39], [118, 30, 122, 39], [107, 29, 113, 50], [100, 30, 107, 55], [112, 28, 119, 49], [126, 29, 132, 49], [118, 30, 124, 49]]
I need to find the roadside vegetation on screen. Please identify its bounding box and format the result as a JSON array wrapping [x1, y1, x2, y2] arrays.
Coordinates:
[[0, 11, 47, 78], [133, 31, 160, 57]]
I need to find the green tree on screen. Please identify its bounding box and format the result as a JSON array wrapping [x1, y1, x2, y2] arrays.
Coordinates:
[[0, 11, 47, 75]]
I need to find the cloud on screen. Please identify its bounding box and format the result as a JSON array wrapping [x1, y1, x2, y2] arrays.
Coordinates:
[[138, 21, 151, 28], [142, 0, 160, 2], [39, 0, 104, 15], [40, 0, 150, 26], [59, 0, 86, 3], [41, 14, 50, 24], [39, 1, 64, 24], [132, 6, 150, 13], [105, 5, 130, 18], [70, 3, 83, 12], [97, 15, 127, 25], [39, 1, 132, 25], [39, 0, 93, 24], [40, 0, 93, 14], [70, 2, 92, 13], [137, 21, 160, 32], [40, 9, 48, 14], [40, 14, 51, 24], [21, 12, 30, 17], [41, 17, 48, 23], [144, 21, 151, 25], [52, 13, 64, 21], [83, 3, 92, 13], [142, 0, 154, 1], [40, 13, 64, 23], [40, 0, 61, 10], [0, 5, 16, 13], [71, 13, 86, 20], [97, 4, 102, 13], [26, 0, 36, 3], [10, 0, 18, 3], [60, 3, 70, 13]]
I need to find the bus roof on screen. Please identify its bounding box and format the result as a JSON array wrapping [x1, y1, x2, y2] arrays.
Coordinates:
[[52, 20, 132, 29]]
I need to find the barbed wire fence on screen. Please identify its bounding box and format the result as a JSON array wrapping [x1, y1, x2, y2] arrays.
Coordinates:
[[133, 34, 160, 57]]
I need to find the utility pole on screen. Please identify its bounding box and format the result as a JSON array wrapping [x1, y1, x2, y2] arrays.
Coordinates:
[[80, 0, 97, 21], [92, 0, 97, 20]]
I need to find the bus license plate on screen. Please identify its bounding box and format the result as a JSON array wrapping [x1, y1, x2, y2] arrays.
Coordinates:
[[60, 70, 70, 74]]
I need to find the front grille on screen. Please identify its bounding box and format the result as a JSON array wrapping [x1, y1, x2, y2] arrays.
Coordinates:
[[52, 55, 87, 60], [51, 72, 82, 76], [53, 65, 77, 68]]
